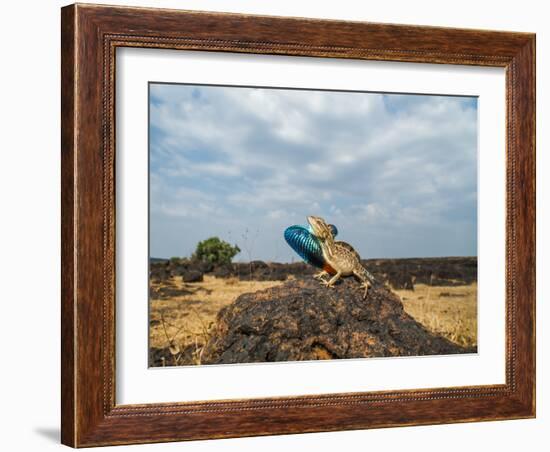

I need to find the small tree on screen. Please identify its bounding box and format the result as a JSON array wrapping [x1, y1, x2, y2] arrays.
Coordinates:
[[193, 237, 240, 265]]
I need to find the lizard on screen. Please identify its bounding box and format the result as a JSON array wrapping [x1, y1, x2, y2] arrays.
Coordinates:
[[307, 215, 377, 298], [284, 216, 377, 298]]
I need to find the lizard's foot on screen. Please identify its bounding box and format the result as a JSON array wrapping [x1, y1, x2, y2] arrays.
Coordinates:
[[313, 271, 328, 281], [323, 272, 341, 289], [321, 280, 335, 289], [360, 282, 371, 299]]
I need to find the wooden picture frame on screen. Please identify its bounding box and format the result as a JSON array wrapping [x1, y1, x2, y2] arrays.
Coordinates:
[[61, 3, 535, 447]]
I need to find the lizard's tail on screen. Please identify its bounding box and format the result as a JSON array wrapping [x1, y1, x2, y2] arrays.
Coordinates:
[[358, 265, 377, 285]]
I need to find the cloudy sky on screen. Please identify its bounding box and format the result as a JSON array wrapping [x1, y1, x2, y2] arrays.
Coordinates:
[[149, 83, 477, 261]]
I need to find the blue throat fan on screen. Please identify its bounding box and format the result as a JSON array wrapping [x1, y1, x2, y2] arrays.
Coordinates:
[[284, 224, 338, 269]]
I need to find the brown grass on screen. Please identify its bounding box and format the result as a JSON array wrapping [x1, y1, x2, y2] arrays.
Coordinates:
[[395, 283, 477, 348]]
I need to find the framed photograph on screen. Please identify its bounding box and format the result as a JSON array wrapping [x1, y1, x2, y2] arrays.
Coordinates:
[[61, 3, 535, 447]]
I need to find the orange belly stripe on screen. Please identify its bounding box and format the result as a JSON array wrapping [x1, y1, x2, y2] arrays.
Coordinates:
[[323, 263, 337, 275]]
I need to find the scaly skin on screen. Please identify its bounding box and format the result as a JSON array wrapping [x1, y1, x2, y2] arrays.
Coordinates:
[[307, 215, 376, 299]]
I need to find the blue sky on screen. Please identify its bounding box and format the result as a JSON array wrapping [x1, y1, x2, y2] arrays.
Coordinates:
[[149, 83, 477, 261]]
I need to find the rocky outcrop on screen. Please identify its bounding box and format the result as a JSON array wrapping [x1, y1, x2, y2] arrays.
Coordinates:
[[202, 277, 472, 364], [150, 257, 477, 290], [365, 257, 477, 289], [181, 270, 204, 283]]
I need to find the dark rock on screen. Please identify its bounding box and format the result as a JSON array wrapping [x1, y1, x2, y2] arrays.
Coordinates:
[[212, 264, 234, 278], [192, 260, 214, 273], [282, 262, 315, 277], [386, 271, 415, 290], [181, 270, 204, 283], [164, 258, 214, 275], [231, 262, 254, 278], [153, 257, 477, 287], [267, 270, 289, 281], [202, 277, 472, 365], [238, 265, 288, 282], [150, 265, 171, 282], [232, 261, 315, 282], [167, 257, 186, 266], [170, 265, 189, 277], [361, 257, 477, 289]]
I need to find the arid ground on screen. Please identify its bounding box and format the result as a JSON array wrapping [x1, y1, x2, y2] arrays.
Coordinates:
[[149, 276, 284, 366], [149, 257, 477, 366]]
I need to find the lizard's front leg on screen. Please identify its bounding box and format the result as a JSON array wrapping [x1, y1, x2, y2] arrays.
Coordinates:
[[322, 271, 341, 288], [313, 270, 329, 282]]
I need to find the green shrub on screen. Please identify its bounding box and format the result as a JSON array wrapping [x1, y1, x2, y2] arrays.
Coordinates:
[[192, 237, 240, 265]]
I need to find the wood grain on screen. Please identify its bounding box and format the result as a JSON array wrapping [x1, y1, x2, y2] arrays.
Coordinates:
[[60, 5, 76, 446], [61, 3, 536, 447]]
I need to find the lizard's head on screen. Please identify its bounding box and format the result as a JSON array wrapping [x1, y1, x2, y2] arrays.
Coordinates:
[[307, 216, 334, 241]]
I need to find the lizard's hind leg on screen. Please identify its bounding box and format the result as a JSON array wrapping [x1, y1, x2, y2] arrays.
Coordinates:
[[360, 282, 371, 299], [353, 270, 371, 299]]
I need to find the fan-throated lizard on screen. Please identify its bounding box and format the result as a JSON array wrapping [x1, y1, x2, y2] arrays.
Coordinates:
[[284, 216, 377, 298]]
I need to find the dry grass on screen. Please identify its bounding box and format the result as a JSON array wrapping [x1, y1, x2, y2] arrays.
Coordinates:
[[149, 275, 285, 364], [395, 283, 477, 348]]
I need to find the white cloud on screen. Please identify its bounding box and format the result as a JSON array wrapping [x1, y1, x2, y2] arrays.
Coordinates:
[[149, 84, 477, 260]]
